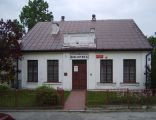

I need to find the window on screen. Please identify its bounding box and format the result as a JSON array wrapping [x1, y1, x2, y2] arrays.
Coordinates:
[[123, 59, 136, 83], [27, 60, 38, 82], [90, 28, 95, 32], [47, 60, 59, 82], [63, 34, 96, 48], [100, 60, 113, 83]]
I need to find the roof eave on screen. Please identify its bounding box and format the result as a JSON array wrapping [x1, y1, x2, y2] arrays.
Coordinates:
[[21, 48, 152, 53]]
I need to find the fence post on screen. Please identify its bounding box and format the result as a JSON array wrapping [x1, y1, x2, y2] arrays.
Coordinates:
[[106, 90, 109, 105], [127, 88, 130, 109], [15, 89, 19, 107], [62, 89, 64, 106], [57, 88, 64, 107], [146, 89, 150, 109]]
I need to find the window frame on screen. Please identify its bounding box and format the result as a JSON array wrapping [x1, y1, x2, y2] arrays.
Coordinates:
[[123, 59, 136, 83], [47, 60, 59, 83], [100, 59, 113, 83], [27, 60, 38, 82]]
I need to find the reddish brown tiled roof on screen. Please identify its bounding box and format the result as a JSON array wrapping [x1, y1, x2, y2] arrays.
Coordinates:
[[21, 19, 152, 51]]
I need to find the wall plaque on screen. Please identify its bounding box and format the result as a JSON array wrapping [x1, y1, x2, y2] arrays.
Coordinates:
[[70, 55, 89, 59]]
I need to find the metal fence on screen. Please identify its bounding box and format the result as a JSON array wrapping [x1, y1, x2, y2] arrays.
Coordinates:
[[0, 88, 64, 109], [86, 89, 156, 108]]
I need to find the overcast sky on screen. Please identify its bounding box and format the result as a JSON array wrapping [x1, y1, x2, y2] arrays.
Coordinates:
[[0, 0, 155, 36]]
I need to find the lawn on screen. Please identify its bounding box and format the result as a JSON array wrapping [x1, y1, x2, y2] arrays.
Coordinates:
[[87, 91, 129, 107], [87, 91, 108, 107], [0, 90, 70, 108], [0, 90, 39, 107], [64, 91, 70, 101], [87, 91, 156, 107]]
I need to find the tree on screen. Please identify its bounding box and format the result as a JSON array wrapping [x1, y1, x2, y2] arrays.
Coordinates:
[[148, 34, 156, 89], [0, 19, 24, 87], [19, 0, 53, 30]]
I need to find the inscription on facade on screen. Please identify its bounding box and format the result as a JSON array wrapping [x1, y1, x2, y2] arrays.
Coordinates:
[[70, 55, 89, 59]]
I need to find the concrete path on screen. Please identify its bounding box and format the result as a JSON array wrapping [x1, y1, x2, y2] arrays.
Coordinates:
[[64, 90, 86, 110]]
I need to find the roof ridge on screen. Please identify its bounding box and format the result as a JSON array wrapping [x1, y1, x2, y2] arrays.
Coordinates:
[[37, 19, 134, 23]]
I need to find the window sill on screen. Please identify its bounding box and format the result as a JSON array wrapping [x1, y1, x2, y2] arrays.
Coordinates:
[[43, 82, 62, 85], [120, 82, 139, 86], [27, 81, 38, 83], [97, 82, 116, 86]]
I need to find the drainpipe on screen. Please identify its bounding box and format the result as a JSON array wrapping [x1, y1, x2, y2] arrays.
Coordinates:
[[16, 58, 19, 89], [145, 51, 152, 89]]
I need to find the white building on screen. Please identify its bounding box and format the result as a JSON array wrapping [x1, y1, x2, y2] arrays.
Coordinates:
[[19, 15, 152, 90]]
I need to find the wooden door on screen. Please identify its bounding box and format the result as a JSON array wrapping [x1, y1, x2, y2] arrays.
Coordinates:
[[72, 60, 87, 89]]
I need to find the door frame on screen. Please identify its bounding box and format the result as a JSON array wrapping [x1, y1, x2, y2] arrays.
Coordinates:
[[72, 60, 87, 90]]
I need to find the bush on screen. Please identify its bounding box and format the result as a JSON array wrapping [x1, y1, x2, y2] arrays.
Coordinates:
[[108, 92, 127, 105], [36, 86, 59, 106], [0, 84, 10, 91]]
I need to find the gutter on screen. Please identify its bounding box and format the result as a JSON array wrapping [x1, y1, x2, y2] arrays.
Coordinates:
[[21, 48, 152, 53], [145, 51, 152, 89], [16, 59, 19, 89]]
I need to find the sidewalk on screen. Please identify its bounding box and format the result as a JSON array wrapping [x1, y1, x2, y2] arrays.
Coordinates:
[[64, 90, 86, 110]]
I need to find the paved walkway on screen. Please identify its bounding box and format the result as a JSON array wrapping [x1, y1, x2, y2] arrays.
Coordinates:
[[64, 90, 86, 110]]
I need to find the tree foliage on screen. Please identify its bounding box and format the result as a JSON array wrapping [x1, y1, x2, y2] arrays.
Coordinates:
[[19, 0, 53, 30], [0, 19, 24, 85], [148, 35, 156, 54], [148, 34, 156, 89]]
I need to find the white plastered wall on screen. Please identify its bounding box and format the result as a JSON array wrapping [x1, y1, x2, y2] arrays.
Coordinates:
[[20, 51, 149, 90]]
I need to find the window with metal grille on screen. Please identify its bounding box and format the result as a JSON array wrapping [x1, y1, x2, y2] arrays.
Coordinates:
[[47, 60, 59, 82], [27, 60, 38, 82], [123, 59, 136, 83], [100, 60, 113, 83]]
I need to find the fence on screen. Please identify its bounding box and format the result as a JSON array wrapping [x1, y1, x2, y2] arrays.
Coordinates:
[[0, 88, 64, 109], [86, 89, 156, 108]]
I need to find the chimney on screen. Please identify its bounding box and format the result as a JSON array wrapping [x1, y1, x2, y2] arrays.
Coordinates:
[[61, 16, 65, 21], [92, 14, 96, 21]]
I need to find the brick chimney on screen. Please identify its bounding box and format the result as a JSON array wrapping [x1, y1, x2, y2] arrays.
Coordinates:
[[61, 16, 65, 21], [92, 14, 96, 21]]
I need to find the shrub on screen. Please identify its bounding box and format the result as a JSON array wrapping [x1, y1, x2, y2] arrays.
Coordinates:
[[36, 86, 59, 106], [0, 84, 10, 91], [108, 92, 127, 105]]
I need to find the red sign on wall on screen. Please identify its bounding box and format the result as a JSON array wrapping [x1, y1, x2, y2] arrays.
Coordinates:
[[96, 54, 103, 58]]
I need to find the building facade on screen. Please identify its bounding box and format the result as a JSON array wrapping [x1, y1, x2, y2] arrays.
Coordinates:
[[19, 15, 152, 90]]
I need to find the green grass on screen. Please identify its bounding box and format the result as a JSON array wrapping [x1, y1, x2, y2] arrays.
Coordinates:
[[0, 90, 70, 108], [1, 90, 156, 108], [0, 90, 16, 107], [0, 90, 37, 107], [18, 90, 37, 107], [87, 91, 156, 107], [149, 96, 156, 105], [64, 91, 70, 101], [87, 91, 107, 107]]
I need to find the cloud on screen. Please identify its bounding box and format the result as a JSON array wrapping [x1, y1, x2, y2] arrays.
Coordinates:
[[51, 0, 156, 36], [0, 0, 155, 36], [0, 0, 27, 20]]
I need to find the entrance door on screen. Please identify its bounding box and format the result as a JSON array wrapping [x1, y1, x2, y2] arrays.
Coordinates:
[[72, 60, 87, 89]]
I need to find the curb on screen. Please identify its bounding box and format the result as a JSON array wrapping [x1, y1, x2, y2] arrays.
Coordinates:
[[1, 106, 156, 113], [0, 109, 156, 113]]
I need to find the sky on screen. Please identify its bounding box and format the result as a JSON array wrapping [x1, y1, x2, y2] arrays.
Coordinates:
[[0, 0, 155, 36]]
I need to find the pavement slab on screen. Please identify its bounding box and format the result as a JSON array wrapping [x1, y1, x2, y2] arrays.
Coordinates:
[[64, 90, 86, 110]]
